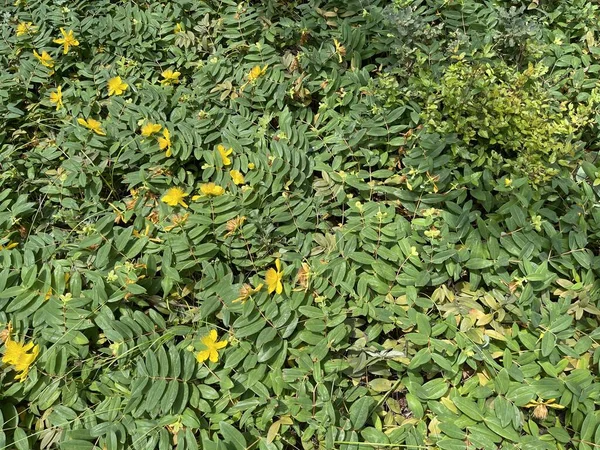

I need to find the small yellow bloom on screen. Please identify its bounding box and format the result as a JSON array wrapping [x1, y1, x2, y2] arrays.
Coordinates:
[[77, 118, 106, 136], [2, 336, 39, 382], [158, 128, 172, 157], [161, 69, 181, 85], [53, 28, 79, 55], [229, 170, 245, 185], [196, 330, 228, 363], [248, 162, 255, 170], [49, 86, 64, 110], [233, 283, 263, 303], [162, 187, 189, 208], [16, 22, 37, 37], [265, 258, 283, 294], [504, 178, 512, 187], [33, 50, 54, 68], [107, 76, 128, 96], [200, 182, 225, 196], [141, 122, 162, 137], [218, 144, 233, 166], [174, 23, 184, 34], [248, 65, 268, 82], [241, 65, 268, 92]]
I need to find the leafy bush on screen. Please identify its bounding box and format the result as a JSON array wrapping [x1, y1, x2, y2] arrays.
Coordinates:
[[421, 60, 597, 184], [1, 0, 600, 450]]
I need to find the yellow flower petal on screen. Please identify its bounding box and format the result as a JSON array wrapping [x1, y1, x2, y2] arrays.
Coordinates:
[[141, 122, 162, 137], [161, 187, 189, 208], [200, 183, 225, 196], [265, 271, 281, 294], [157, 129, 172, 156], [78, 118, 106, 136], [196, 350, 210, 363], [161, 69, 181, 85], [33, 50, 54, 68], [218, 145, 233, 166], [229, 170, 245, 185], [16, 22, 37, 37], [196, 330, 227, 364], [49, 86, 63, 110], [2, 336, 39, 382], [248, 65, 268, 82], [107, 76, 128, 96], [53, 28, 79, 55]]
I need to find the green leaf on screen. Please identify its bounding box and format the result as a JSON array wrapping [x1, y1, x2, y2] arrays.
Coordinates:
[[452, 397, 484, 422], [464, 258, 494, 270], [59, 441, 94, 450], [436, 438, 467, 450], [484, 417, 520, 442], [408, 348, 431, 369], [349, 397, 375, 429], [13, 428, 29, 450], [418, 379, 448, 400], [541, 332, 556, 357], [219, 421, 247, 450]]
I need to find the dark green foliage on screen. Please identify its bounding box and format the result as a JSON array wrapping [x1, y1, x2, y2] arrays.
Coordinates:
[[1, 0, 600, 449]]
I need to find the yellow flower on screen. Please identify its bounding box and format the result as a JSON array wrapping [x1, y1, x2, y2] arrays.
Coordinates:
[[265, 258, 283, 294], [248, 65, 268, 82], [161, 69, 181, 85], [53, 28, 79, 55], [49, 86, 64, 110], [241, 65, 268, 92], [247, 162, 255, 170], [158, 129, 172, 157], [196, 330, 228, 363], [200, 183, 225, 196], [504, 178, 513, 187], [141, 122, 162, 137], [162, 187, 189, 208], [77, 118, 106, 136], [16, 22, 37, 37], [107, 76, 128, 96], [233, 283, 263, 303], [2, 336, 39, 382], [33, 50, 54, 68], [174, 23, 184, 34], [218, 144, 233, 166], [229, 170, 245, 185]]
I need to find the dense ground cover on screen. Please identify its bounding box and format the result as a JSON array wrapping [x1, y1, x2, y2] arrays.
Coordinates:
[[2, 0, 600, 448]]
